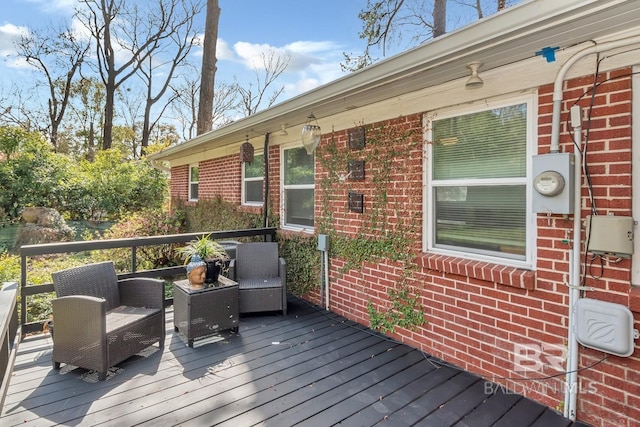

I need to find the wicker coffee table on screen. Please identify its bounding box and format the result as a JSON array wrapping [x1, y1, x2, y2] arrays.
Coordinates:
[[173, 276, 239, 347]]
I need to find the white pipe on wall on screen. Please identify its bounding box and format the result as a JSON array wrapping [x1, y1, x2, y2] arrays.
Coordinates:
[[324, 250, 330, 310], [550, 34, 640, 420], [564, 105, 582, 420], [550, 34, 640, 153]]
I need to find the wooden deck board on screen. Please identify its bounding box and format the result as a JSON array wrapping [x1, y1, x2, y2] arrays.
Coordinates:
[[452, 387, 523, 427], [0, 296, 589, 426]]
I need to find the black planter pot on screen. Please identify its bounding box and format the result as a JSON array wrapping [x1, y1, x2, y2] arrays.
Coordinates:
[[205, 262, 221, 284]]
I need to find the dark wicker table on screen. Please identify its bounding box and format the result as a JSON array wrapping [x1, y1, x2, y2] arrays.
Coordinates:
[[173, 276, 239, 347]]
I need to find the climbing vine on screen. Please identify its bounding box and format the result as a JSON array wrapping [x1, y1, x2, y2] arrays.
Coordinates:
[[317, 119, 426, 332]]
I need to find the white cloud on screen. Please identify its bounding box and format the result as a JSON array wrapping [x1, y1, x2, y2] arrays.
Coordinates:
[[190, 37, 235, 61], [285, 40, 341, 54], [0, 24, 28, 54], [216, 38, 235, 61], [214, 38, 347, 98], [0, 24, 30, 68]]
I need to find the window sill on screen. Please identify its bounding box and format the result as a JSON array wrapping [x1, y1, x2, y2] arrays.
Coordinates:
[[280, 225, 315, 234], [418, 253, 536, 290]]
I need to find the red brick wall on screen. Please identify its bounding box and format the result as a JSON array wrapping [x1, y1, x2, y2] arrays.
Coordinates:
[[267, 144, 281, 218], [318, 68, 639, 427], [198, 155, 242, 203], [169, 165, 189, 201], [167, 67, 639, 426], [170, 149, 277, 216]]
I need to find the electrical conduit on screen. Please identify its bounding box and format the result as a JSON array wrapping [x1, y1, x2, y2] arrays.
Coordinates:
[[550, 34, 640, 421]]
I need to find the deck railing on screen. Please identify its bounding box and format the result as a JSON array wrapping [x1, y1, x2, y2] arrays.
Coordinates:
[[18, 227, 277, 335], [0, 282, 18, 410]]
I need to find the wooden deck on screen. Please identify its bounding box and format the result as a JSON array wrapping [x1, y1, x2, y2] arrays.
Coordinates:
[[1, 296, 589, 426]]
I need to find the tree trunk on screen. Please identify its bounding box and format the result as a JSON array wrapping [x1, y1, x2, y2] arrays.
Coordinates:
[[88, 121, 95, 162], [433, 0, 447, 37], [197, 0, 220, 135], [103, 82, 115, 150]]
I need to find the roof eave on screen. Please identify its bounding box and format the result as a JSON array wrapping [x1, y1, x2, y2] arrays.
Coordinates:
[[148, 0, 637, 162]]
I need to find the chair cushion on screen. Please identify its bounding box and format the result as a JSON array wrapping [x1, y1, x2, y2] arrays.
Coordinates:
[[106, 305, 162, 333], [238, 277, 283, 289]]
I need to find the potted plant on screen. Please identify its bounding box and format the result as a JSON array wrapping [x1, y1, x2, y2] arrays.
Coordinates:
[[178, 235, 230, 284]]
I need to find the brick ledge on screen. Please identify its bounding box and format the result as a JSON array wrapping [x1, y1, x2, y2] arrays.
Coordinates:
[[418, 253, 536, 290]]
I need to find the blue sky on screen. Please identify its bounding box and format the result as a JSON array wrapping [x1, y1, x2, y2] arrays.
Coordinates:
[[0, 0, 370, 104], [0, 0, 522, 134]]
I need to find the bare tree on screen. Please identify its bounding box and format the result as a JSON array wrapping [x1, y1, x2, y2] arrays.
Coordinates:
[[15, 23, 89, 150], [116, 85, 144, 158], [236, 49, 290, 116], [171, 71, 238, 140], [343, 0, 521, 71], [0, 85, 41, 130], [67, 77, 105, 160], [76, 0, 203, 150], [196, 0, 220, 135], [136, 1, 202, 154]]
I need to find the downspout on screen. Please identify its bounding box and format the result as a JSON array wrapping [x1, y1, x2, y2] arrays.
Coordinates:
[[550, 34, 640, 421], [263, 133, 270, 231], [565, 105, 582, 421]]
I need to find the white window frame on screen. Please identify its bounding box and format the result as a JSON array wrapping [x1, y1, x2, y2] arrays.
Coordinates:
[[280, 144, 315, 233], [423, 94, 536, 269], [242, 152, 264, 206], [188, 164, 199, 202]]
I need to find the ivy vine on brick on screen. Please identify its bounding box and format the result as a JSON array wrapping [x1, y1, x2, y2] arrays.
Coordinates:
[[317, 119, 426, 333]]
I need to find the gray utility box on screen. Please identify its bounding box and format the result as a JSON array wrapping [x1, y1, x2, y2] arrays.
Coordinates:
[[173, 276, 239, 347], [532, 153, 574, 214]]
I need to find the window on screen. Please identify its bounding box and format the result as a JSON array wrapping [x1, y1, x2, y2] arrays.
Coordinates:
[[282, 146, 314, 229], [188, 164, 199, 201], [242, 153, 264, 205], [425, 96, 533, 264]]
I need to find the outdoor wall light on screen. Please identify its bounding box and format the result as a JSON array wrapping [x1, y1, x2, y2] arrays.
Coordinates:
[[240, 134, 254, 163], [465, 61, 484, 89], [301, 114, 321, 155]]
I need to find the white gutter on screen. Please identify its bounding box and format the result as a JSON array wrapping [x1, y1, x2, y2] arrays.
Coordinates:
[[150, 160, 170, 173], [550, 34, 640, 421], [151, 0, 624, 163]]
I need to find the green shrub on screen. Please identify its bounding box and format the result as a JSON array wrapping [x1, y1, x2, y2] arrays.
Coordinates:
[[96, 205, 186, 271], [178, 196, 263, 233], [279, 233, 319, 296]]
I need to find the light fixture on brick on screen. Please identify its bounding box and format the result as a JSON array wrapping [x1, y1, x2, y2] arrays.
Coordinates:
[[301, 113, 321, 155], [240, 134, 254, 163]]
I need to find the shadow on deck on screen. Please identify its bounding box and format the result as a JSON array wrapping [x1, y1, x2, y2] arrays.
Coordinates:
[[0, 296, 590, 426]]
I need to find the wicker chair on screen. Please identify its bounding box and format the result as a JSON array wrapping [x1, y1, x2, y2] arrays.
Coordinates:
[[229, 242, 287, 315], [51, 261, 165, 380]]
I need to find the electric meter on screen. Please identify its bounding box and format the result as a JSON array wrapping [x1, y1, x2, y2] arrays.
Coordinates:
[[533, 170, 565, 197]]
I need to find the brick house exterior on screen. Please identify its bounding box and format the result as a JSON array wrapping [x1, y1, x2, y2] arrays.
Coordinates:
[[150, 2, 640, 425]]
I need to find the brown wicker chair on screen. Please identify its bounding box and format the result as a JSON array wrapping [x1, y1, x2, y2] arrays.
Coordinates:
[[51, 261, 165, 380], [229, 242, 287, 315]]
